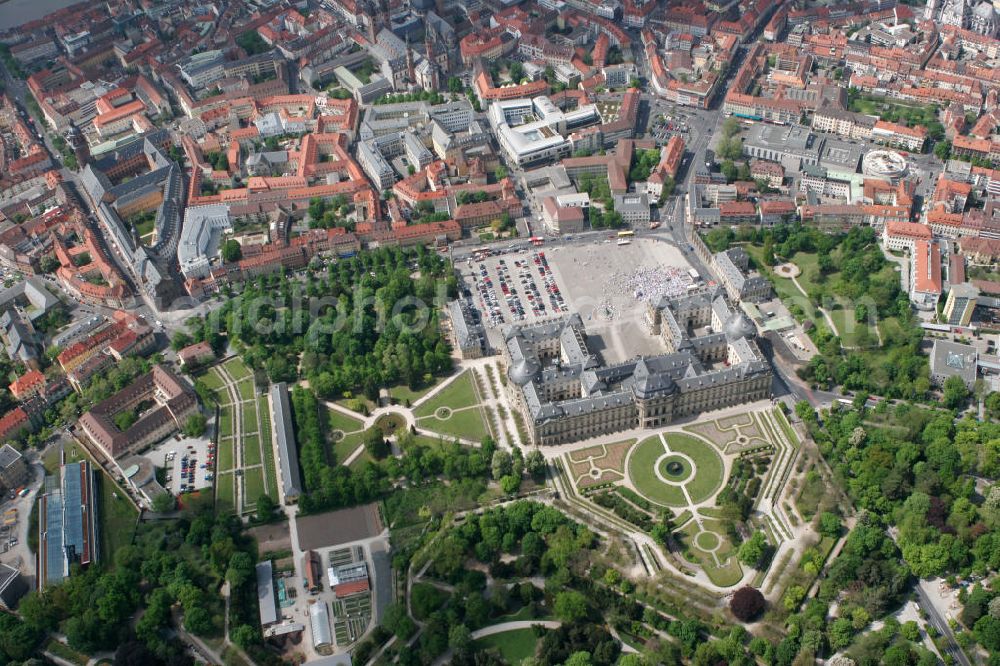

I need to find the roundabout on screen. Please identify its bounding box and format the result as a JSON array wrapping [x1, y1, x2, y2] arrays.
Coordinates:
[[627, 433, 725, 507]]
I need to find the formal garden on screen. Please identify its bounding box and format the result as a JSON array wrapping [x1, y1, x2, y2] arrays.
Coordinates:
[[202, 358, 278, 515], [413, 370, 493, 442], [627, 433, 725, 508], [561, 408, 806, 589]]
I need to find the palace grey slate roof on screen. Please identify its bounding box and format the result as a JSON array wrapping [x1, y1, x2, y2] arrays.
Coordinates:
[[270, 382, 302, 500], [505, 301, 768, 425]]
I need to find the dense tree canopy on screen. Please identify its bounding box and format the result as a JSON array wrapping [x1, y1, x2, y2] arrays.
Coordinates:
[[189, 246, 457, 392]]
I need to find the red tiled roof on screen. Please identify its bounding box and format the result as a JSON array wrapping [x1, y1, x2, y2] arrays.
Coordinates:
[[334, 579, 370, 597], [9, 370, 45, 398]]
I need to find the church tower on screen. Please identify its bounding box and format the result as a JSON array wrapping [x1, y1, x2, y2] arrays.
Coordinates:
[[406, 35, 415, 83], [425, 29, 440, 90]]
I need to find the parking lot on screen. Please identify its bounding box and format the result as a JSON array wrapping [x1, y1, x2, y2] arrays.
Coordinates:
[[145, 434, 216, 495], [459, 238, 701, 364], [458, 247, 569, 328], [646, 108, 693, 145], [0, 460, 43, 575], [0, 504, 19, 555]]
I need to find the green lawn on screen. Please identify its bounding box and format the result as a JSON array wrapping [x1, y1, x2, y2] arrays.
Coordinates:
[[242, 435, 261, 466], [491, 605, 551, 623], [417, 406, 490, 442], [217, 437, 235, 472], [348, 449, 374, 470], [216, 472, 235, 513], [743, 245, 814, 313], [333, 432, 364, 464], [788, 251, 823, 294], [388, 381, 440, 405], [218, 409, 234, 438], [627, 436, 686, 507], [243, 468, 265, 509], [679, 518, 743, 588], [223, 357, 252, 381], [474, 628, 540, 664], [666, 433, 725, 504], [336, 395, 376, 414], [743, 243, 897, 351], [413, 371, 480, 417], [828, 308, 876, 348], [98, 468, 139, 562], [135, 217, 155, 236], [241, 403, 258, 431], [237, 380, 256, 401], [325, 408, 365, 434], [200, 370, 225, 391], [773, 408, 799, 448]]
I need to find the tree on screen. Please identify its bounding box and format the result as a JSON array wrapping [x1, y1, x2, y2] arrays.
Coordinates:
[[783, 585, 806, 612], [500, 474, 520, 494], [819, 512, 842, 538], [901, 621, 921, 642], [934, 140, 951, 162], [717, 135, 743, 161], [942, 375, 971, 410], [0, 613, 41, 661], [564, 652, 593, 666], [363, 427, 389, 459], [730, 587, 766, 621], [225, 551, 254, 588], [151, 492, 175, 512], [720, 160, 738, 182], [449, 624, 472, 653], [183, 606, 213, 635], [974, 615, 1000, 651], [508, 61, 525, 83], [525, 449, 546, 478], [411, 583, 448, 620], [554, 590, 590, 623], [221, 239, 242, 263], [237, 30, 270, 55], [38, 255, 60, 274], [113, 640, 159, 666], [231, 624, 259, 649], [182, 413, 207, 437], [737, 531, 769, 567], [171, 331, 193, 351], [491, 449, 512, 480], [383, 603, 416, 639], [255, 493, 277, 522], [828, 617, 854, 649], [762, 238, 776, 266]]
